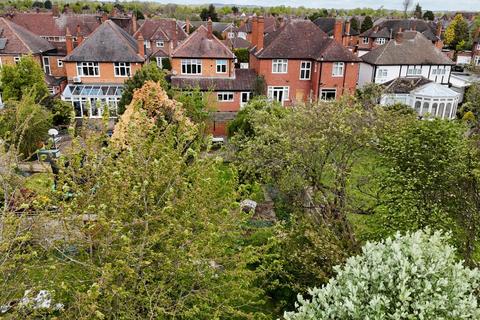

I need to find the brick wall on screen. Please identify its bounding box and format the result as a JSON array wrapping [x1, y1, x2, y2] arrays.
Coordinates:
[[171, 58, 234, 77], [64, 61, 143, 83]]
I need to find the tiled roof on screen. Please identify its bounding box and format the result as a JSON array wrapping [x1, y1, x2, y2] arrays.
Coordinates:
[[171, 68, 256, 91], [238, 16, 277, 34], [0, 17, 54, 54], [190, 21, 233, 34], [361, 31, 454, 66], [224, 36, 251, 49], [134, 18, 188, 42], [64, 20, 143, 62], [360, 19, 439, 41], [383, 77, 432, 94], [253, 19, 360, 62], [313, 17, 360, 36], [171, 25, 234, 59]]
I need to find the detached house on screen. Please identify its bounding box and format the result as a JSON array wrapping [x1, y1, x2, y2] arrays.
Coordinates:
[[359, 31, 454, 86], [170, 19, 256, 136], [61, 20, 145, 118], [358, 19, 442, 56], [250, 18, 360, 105]]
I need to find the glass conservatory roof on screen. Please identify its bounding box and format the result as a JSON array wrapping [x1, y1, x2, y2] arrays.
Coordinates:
[[62, 84, 124, 98]]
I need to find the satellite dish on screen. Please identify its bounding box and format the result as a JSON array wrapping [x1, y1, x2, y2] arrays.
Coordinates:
[[48, 128, 59, 136]]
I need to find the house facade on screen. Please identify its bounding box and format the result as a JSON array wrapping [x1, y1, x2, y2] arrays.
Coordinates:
[[170, 19, 255, 136], [359, 31, 454, 86], [61, 20, 145, 118], [250, 18, 360, 105]]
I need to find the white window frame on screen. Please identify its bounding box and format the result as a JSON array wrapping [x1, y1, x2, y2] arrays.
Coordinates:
[[272, 59, 288, 74], [144, 40, 150, 49], [181, 59, 202, 75], [375, 38, 386, 45], [42, 56, 51, 75], [240, 91, 253, 108], [216, 59, 227, 74], [57, 59, 63, 68], [299, 61, 311, 80], [267, 86, 289, 104], [114, 62, 131, 77], [320, 88, 337, 101], [362, 37, 369, 44], [474, 56, 480, 66], [217, 92, 234, 102], [407, 66, 422, 76], [476, 43, 480, 51], [432, 67, 446, 76], [14, 56, 20, 64], [156, 57, 163, 69], [156, 40, 164, 48], [76, 62, 99, 77], [376, 68, 388, 78], [332, 62, 345, 77]]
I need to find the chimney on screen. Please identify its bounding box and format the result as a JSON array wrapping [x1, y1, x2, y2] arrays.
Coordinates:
[[173, 20, 178, 48], [132, 14, 137, 34], [52, 4, 59, 17], [374, 25, 379, 32], [333, 19, 343, 44], [207, 17, 213, 39], [257, 16, 264, 51], [395, 31, 404, 43], [66, 28, 74, 54], [137, 35, 145, 57], [436, 23, 442, 38], [345, 20, 351, 35], [76, 24, 83, 46], [186, 17, 190, 34], [101, 11, 108, 23], [251, 16, 258, 47], [240, 19, 245, 28], [411, 21, 416, 31]]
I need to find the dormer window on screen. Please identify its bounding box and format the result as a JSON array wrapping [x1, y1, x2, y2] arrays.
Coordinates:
[[375, 38, 386, 45], [181, 59, 202, 75], [156, 40, 164, 48], [362, 37, 369, 44], [216, 60, 227, 73]]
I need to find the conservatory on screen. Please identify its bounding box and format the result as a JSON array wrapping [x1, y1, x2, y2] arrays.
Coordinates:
[[380, 77, 461, 119], [61, 84, 123, 118]]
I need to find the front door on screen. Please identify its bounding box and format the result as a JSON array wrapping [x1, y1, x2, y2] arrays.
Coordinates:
[[240, 92, 253, 108]]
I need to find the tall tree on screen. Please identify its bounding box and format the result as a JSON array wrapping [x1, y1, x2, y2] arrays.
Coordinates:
[[444, 14, 470, 49], [285, 230, 480, 319], [200, 4, 218, 22], [350, 17, 359, 32], [360, 16, 373, 33], [44, 0, 52, 9], [414, 2, 422, 19], [423, 10, 434, 20], [402, 0, 412, 18]]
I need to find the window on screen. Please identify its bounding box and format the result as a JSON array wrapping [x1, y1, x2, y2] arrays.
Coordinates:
[[76, 62, 99, 76], [362, 37, 369, 44], [14, 56, 20, 64], [217, 92, 234, 102], [272, 59, 288, 73], [267, 86, 289, 103], [376, 68, 388, 78], [375, 38, 386, 45], [407, 67, 422, 76], [181, 59, 202, 75], [227, 32, 235, 39], [414, 100, 422, 114], [42, 56, 51, 75], [332, 62, 344, 77], [144, 40, 150, 49], [57, 59, 63, 68], [155, 40, 164, 47], [431, 103, 438, 117], [114, 62, 131, 77], [156, 57, 163, 69], [216, 60, 227, 73], [432, 68, 446, 75], [438, 103, 445, 118], [445, 103, 452, 118], [477, 43, 480, 51], [241, 92, 253, 108], [300, 61, 311, 80], [474, 56, 480, 66], [320, 89, 336, 100]]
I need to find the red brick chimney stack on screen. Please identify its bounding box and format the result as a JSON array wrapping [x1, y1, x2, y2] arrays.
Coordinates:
[[207, 17, 213, 39], [52, 4, 59, 17], [257, 16, 264, 51], [66, 27, 74, 54], [76, 24, 83, 46], [186, 17, 190, 34], [132, 14, 137, 34], [251, 16, 258, 48], [137, 35, 145, 57], [333, 19, 343, 44]]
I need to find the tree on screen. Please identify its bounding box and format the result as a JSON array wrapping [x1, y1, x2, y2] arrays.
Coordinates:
[[402, 0, 412, 18], [132, 8, 144, 20], [234, 48, 249, 63], [117, 62, 168, 114], [44, 0, 52, 9], [423, 10, 434, 21], [0, 93, 52, 158], [350, 17, 359, 32], [285, 229, 480, 319], [232, 5, 239, 14], [200, 4, 218, 22], [414, 2, 422, 19], [0, 55, 49, 103], [458, 81, 480, 120], [360, 16, 373, 33], [32, 1, 43, 8], [444, 14, 470, 49], [308, 9, 328, 21]]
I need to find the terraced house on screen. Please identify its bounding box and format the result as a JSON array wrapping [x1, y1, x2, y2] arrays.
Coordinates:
[[170, 19, 256, 136], [61, 20, 145, 118], [250, 18, 361, 105]]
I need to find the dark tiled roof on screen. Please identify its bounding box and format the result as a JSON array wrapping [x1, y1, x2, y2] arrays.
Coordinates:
[[224, 36, 251, 49], [361, 31, 454, 65], [382, 77, 432, 94], [212, 111, 237, 121], [0, 18, 54, 54], [190, 21, 233, 34], [238, 16, 277, 34], [253, 19, 360, 62], [172, 25, 234, 59], [134, 18, 188, 42], [64, 20, 143, 62], [170, 68, 256, 91], [147, 47, 169, 58], [360, 19, 439, 41], [313, 17, 359, 36]]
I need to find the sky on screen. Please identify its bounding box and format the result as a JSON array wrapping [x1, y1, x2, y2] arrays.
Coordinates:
[[149, 0, 480, 11]]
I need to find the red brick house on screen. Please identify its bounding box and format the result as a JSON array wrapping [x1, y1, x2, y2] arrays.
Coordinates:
[[170, 19, 256, 136], [250, 18, 360, 105]]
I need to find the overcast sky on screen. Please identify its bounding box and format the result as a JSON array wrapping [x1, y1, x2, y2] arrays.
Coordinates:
[[150, 0, 480, 11]]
